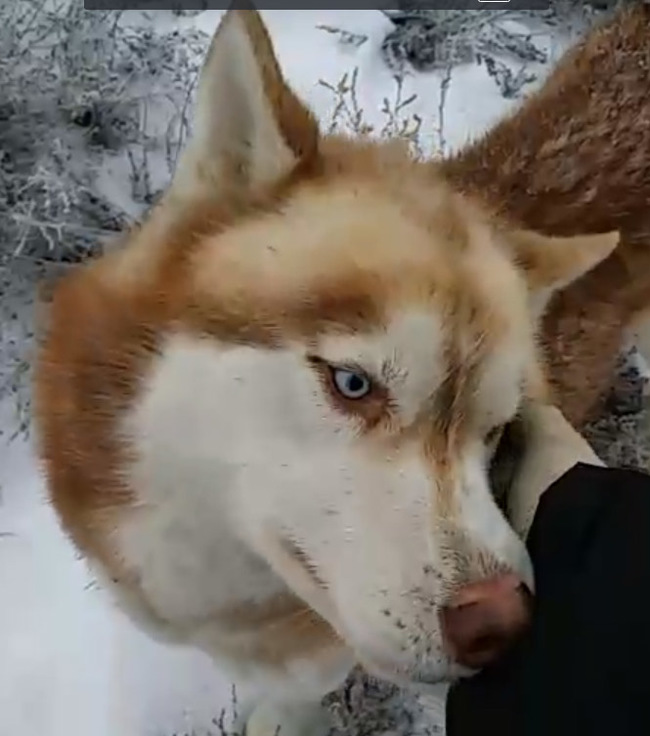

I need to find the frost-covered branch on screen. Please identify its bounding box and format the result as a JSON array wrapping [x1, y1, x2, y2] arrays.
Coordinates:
[[319, 68, 423, 158], [0, 0, 209, 268], [379, 1, 620, 96], [0, 0, 211, 441]]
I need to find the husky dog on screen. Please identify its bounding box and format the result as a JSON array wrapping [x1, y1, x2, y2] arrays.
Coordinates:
[[34, 5, 650, 735]]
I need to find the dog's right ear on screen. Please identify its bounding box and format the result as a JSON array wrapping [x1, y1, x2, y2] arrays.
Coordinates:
[[170, 5, 320, 205], [506, 229, 620, 319]]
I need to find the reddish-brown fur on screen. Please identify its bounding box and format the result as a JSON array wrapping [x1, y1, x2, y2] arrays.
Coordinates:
[[441, 2, 650, 425]]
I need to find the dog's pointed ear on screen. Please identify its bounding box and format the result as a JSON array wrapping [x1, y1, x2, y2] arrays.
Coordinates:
[[507, 229, 620, 316], [170, 5, 319, 203]]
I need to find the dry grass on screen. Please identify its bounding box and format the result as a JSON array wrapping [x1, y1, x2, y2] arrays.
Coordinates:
[[0, 0, 211, 438], [319, 68, 424, 158]]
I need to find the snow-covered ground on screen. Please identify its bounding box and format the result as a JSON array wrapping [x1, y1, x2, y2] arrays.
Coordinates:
[[0, 8, 567, 736]]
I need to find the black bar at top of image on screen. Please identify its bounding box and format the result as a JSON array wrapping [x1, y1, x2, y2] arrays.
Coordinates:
[[84, 1, 551, 11]]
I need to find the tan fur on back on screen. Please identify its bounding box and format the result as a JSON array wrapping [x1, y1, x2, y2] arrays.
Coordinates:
[[441, 3, 650, 425]]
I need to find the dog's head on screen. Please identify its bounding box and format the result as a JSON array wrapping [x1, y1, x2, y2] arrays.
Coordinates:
[[123, 9, 618, 685]]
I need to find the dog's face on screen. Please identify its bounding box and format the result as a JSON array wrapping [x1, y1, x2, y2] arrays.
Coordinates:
[[125, 10, 618, 685]]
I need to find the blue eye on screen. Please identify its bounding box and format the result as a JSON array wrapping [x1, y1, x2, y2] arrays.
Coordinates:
[[332, 368, 372, 400]]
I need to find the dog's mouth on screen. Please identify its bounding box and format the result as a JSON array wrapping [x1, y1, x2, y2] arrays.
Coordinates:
[[270, 533, 345, 632], [279, 535, 328, 590], [357, 646, 470, 689]]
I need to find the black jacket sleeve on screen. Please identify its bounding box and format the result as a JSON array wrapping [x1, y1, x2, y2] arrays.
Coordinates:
[[446, 462, 650, 736]]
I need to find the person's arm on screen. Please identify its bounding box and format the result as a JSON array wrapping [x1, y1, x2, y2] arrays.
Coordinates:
[[447, 462, 650, 736]]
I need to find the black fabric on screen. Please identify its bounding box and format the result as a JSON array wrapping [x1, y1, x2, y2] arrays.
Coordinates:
[[446, 462, 650, 736]]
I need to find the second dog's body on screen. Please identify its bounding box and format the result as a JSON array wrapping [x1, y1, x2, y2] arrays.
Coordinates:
[[443, 5, 650, 425]]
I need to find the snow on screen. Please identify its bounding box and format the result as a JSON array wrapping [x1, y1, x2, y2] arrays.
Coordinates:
[[0, 8, 559, 736]]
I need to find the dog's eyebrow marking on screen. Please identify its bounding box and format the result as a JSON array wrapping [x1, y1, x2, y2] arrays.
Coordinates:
[[420, 296, 495, 518], [432, 332, 484, 437]]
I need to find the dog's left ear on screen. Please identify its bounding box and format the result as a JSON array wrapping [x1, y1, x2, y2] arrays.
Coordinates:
[[507, 229, 620, 316], [169, 5, 320, 206]]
